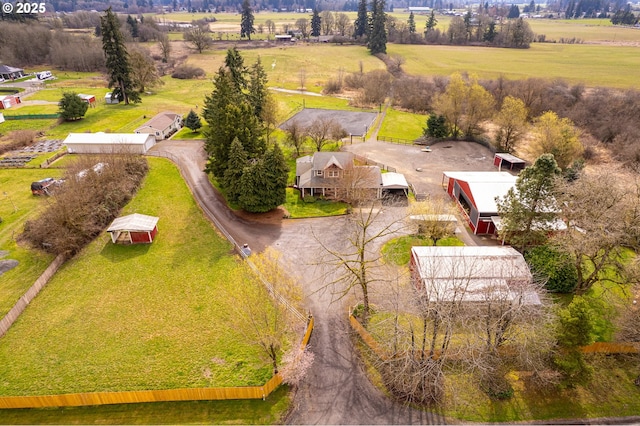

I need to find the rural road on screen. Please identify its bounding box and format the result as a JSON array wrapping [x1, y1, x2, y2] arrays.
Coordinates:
[[149, 140, 448, 424]]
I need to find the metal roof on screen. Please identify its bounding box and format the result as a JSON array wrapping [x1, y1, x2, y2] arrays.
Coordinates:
[[444, 171, 517, 213], [411, 246, 540, 304], [381, 172, 408, 189], [107, 213, 159, 233], [64, 132, 154, 146], [494, 153, 526, 163]]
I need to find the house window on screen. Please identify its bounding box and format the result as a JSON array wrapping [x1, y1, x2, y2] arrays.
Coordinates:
[[315, 170, 323, 177], [327, 170, 340, 178]]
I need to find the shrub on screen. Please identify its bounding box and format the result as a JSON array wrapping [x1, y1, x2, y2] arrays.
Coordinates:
[[525, 245, 578, 293], [323, 78, 342, 94], [21, 155, 149, 256], [171, 65, 206, 79]]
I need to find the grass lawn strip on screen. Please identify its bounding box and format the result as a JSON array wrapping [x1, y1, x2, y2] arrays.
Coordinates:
[[0, 158, 279, 396], [0, 170, 62, 318]]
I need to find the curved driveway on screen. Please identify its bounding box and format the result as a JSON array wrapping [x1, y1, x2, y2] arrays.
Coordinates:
[[149, 140, 447, 424]]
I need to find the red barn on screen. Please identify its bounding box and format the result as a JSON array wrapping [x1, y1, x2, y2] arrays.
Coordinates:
[[442, 171, 517, 235], [107, 213, 159, 244], [493, 153, 526, 172]]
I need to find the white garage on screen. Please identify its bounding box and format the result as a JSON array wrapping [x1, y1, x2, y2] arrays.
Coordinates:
[[63, 133, 157, 155]]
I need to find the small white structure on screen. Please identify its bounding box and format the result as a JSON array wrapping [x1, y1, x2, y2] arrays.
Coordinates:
[[104, 92, 120, 104], [410, 246, 540, 305], [381, 172, 409, 195], [107, 213, 159, 244], [0, 113, 4, 124], [63, 133, 157, 154]]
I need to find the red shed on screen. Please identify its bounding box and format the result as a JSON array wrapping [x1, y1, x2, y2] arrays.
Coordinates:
[[107, 213, 159, 244], [493, 153, 526, 172], [77, 93, 96, 107], [0, 95, 21, 109]]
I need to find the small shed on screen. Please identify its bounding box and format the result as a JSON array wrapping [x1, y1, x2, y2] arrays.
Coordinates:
[[0, 113, 4, 124], [104, 92, 120, 104], [494, 153, 526, 172], [107, 213, 159, 244], [0, 95, 21, 109], [78, 94, 96, 107], [381, 172, 409, 196]]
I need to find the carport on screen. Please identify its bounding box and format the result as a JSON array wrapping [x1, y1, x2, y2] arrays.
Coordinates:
[[381, 172, 409, 196]]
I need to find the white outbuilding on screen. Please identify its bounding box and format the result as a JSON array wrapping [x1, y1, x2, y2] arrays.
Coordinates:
[[63, 133, 157, 155]]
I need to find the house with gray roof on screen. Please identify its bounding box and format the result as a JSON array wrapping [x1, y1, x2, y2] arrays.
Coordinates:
[[295, 152, 408, 201], [0, 65, 25, 81], [134, 111, 183, 140]]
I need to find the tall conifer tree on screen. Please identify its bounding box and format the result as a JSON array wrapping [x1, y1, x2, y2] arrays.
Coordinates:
[[240, 0, 255, 40], [354, 0, 368, 38], [101, 7, 140, 104], [368, 0, 387, 54]]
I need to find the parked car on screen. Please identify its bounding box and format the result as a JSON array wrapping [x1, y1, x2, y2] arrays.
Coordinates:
[[31, 178, 62, 196]]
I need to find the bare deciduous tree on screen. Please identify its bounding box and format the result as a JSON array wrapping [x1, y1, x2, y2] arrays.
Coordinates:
[[183, 26, 212, 53], [408, 196, 457, 244], [306, 117, 347, 152], [282, 120, 308, 157]]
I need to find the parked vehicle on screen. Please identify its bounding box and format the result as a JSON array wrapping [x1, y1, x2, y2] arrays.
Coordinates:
[[31, 178, 61, 196], [36, 71, 52, 80]]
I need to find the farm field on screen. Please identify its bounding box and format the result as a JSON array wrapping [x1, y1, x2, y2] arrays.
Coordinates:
[[0, 157, 289, 396]]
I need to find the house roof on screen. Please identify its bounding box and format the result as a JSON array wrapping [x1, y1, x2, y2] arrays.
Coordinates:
[[312, 152, 354, 171], [77, 94, 95, 100], [107, 213, 159, 233], [64, 132, 154, 146], [0, 65, 24, 74], [444, 171, 517, 213], [298, 165, 382, 190], [411, 246, 539, 304], [135, 112, 181, 133], [381, 172, 408, 189]]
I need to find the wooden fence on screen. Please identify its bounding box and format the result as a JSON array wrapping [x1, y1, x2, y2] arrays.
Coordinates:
[[377, 136, 416, 145], [349, 313, 640, 360], [0, 316, 314, 409], [0, 254, 66, 338], [352, 153, 397, 173]]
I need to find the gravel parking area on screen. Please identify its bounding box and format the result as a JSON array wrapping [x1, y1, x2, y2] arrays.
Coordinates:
[[343, 140, 501, 199]]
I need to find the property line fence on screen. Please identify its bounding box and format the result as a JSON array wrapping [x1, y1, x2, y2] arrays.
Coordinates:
[[3, 114, 59, 120], [352, 153, 397, 173], [349, 313, 640, 362], [0, 254, 66, 338], [377, 136, 416, 145], [147, 150, 308, 323]]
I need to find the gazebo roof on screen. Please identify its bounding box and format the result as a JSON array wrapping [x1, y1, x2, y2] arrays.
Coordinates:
[[107, 213, 159, 233]]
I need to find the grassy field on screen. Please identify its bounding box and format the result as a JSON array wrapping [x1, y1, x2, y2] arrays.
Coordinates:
[[283, 187, 349, 218], [382, 234, 464, 265], [0, 386, 291, 424], [0, 169, 62, 318], [378, 107, 428, 141], [0, 157, 285, 396], [389, 42, 640, 88]]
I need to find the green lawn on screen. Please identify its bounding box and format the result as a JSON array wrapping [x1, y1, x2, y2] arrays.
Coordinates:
[[0, 169, 63, 318], [283, 188, 349, 218], [0, 386, 291, 425], [378, 108, 429, 141], [0, 158, 282, 396], [382, 234, 464, 265]]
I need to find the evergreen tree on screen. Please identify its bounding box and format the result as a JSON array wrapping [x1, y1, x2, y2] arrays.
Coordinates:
[[240, 0, 255, 40], [483, 20, 497, 42], [424, 10, 438, 35], [58, 92, 89, 121], [225, 47, 247, 92], [508, 4, 520, 18], [368, 0, 387, 54], [248, 57, 269, 119], [311, 8, 322, 37], [223, 137, 248, 204], [101, 7, 140, 104], [354, 0, 368, 38], [496, 154, 562, 251], [408, 11, 416, 34], [184, 109, 202, 132], [204, 88, 264, 177], [237, 144, 288, 212], [126, 15, 139, 38], [424, 114, 448, 139]]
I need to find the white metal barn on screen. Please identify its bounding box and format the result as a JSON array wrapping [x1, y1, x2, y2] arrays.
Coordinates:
[[63, 133, 157, 154]]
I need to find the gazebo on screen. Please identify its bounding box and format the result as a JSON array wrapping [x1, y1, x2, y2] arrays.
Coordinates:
[[107, 213, 159, 244]]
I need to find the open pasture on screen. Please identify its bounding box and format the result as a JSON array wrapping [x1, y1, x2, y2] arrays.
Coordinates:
[[0, 158, 279, 396], [389, 42, 640, 88]]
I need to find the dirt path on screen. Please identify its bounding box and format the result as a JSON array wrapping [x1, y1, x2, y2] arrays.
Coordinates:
[[150, 139, 447, 424]]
